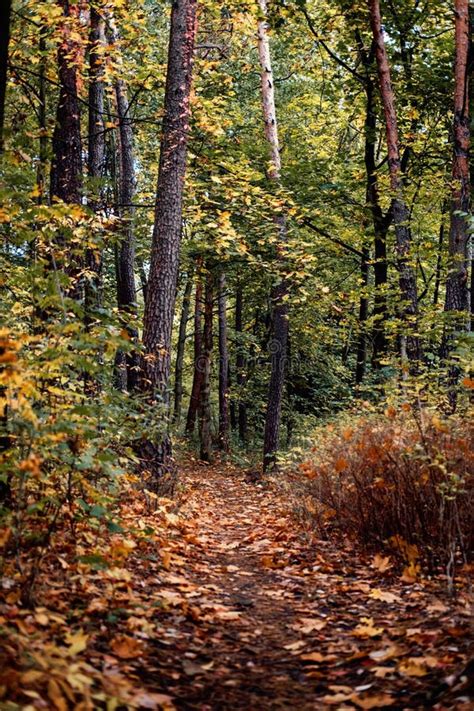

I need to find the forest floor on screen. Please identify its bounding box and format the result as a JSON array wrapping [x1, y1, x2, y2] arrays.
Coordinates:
[[1, 461, 473, 710], [136, 462, 472, 710]]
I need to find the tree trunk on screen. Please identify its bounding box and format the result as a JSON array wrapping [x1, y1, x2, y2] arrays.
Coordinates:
[[199, 270, 214, 462], [109, 21, 139, 391], [355, 247, 369, 383], [49, 0, 83, 299], [258, 0, 289, 472], [84, 4, 106, 395], [0, 0, 11, 151], [362, 72, 389, 368], [235, 284, 247, 442], [50, 0, 82, 206], [444, 0, 470, 318], [369, 0, 421, 367], [139, 0, 198, 486], [217, 271, 230, 452], [186, 266, 204, 434], [173, 272, 193, 424]]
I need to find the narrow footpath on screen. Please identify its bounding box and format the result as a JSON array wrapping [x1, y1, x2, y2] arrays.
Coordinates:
[[141, 463, 472, 710]]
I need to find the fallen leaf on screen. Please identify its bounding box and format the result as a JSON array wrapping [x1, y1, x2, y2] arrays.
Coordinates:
[[372, 554, 392, 573], [64, 629, 89, 655], [369, 589, 401, 604], [353, 617, 384, 638], [110, 635, 144, 659]]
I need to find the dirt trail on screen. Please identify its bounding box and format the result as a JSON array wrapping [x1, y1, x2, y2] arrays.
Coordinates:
[[146, 464, 472, 710]]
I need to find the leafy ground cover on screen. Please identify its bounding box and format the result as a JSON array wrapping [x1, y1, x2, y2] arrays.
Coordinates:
[[1, 461, 472, 710]]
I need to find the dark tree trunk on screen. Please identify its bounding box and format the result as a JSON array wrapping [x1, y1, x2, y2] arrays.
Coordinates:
[[85, 6, 105, 321], [433, 214, 446, 307], [235, 284, 247, 442], [139, 0, 197, 486], [369, 0, 421, 367], [355, 247, 369, 383], [361, 70, 389, 368], [186, 267, 204, 434], [217, 271, 230, 452], [110, 23, 139, 391], [49, 0, 83, 299], [173, 272, 193, 424], [263, 282, 289, 471], [0, 0, 11, 151], [50, 0, 82, 206], [444, 0, 470, 318], [199, 270, 214, 463], [84, 4, 106, 395]]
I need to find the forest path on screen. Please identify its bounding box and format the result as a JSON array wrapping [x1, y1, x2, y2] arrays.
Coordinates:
[[146, 462, 471, 710]]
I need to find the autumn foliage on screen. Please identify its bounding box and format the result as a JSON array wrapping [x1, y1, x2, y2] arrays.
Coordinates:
[[298, 408, 473, 581]]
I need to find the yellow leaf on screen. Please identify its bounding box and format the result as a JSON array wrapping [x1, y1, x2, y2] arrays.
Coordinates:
[[353, 617, 384, 638], [64, 629, 89, 655]]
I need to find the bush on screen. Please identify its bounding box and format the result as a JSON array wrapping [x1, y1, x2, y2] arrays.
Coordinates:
[[297, 406, 473, 584]]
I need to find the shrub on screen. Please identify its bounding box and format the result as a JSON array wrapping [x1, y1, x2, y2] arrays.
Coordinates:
[[297, 407, 473, 585]]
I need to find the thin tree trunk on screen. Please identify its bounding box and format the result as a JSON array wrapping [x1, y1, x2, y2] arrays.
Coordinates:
[[355, 247, 369, 383], [199, 270, 213, 462], [109, 21, 139, 391], [186, 265, 204, 434], [0, 0, 11, 151], [217, 271, 230, 452], [257, 0, 289, 472], [84, 4, 106, 395], [433, 214, 446, 307], [173, 272, 193, 424], [369, 0, 421, 367], [139, 0, 198, 487], [360, 65, 389, 368], [49, 0, 83, 300], [444, 0, 470, 319], [235, 284, 247, 442], [50, 0, 82, 206]]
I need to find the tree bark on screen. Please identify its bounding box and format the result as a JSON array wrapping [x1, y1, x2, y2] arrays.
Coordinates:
[[355, 247, 369, 383], [257, 0, 289, 472], [139, 0, 197, 485], [173, 272, 193, 424], [50, 0, 82, 206], [186, 265, 204, 434], [84, 4, 106, 395], [0, 0, 11, 151], [217, 271, 230, 452], [199, 269, 214, 462], [444, 0, 470, 319], [235, 284, 247, 442], [369, 0, 421, 367], [109, 21, 139, 391]]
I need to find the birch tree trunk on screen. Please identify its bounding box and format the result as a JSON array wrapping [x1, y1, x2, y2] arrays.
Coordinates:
[[139, 0, 198, 488], [369, 0, 421, 367], [217, 271, 230, 452], [257, 0, 289, 472]]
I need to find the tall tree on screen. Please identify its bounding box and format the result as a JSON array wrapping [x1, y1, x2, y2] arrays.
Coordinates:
[[235, 284, 247, 442], [444, 0, 470, 319], [173, 272, 193, 423], [85, 4, 106, 325], [50, 0, 82, 206], [369, 0, 421, 366], [109, 20, 139, 391], [140, 0, 198, 482], [217, 271, 230, 452], [0, 0, 12, 151], [199, 269, 213, 462], [257, 0, 289, 472], [186, 267, 204, 434]]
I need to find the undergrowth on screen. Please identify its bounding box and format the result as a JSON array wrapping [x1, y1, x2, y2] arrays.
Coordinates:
[[294, 403, 473, 587]]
